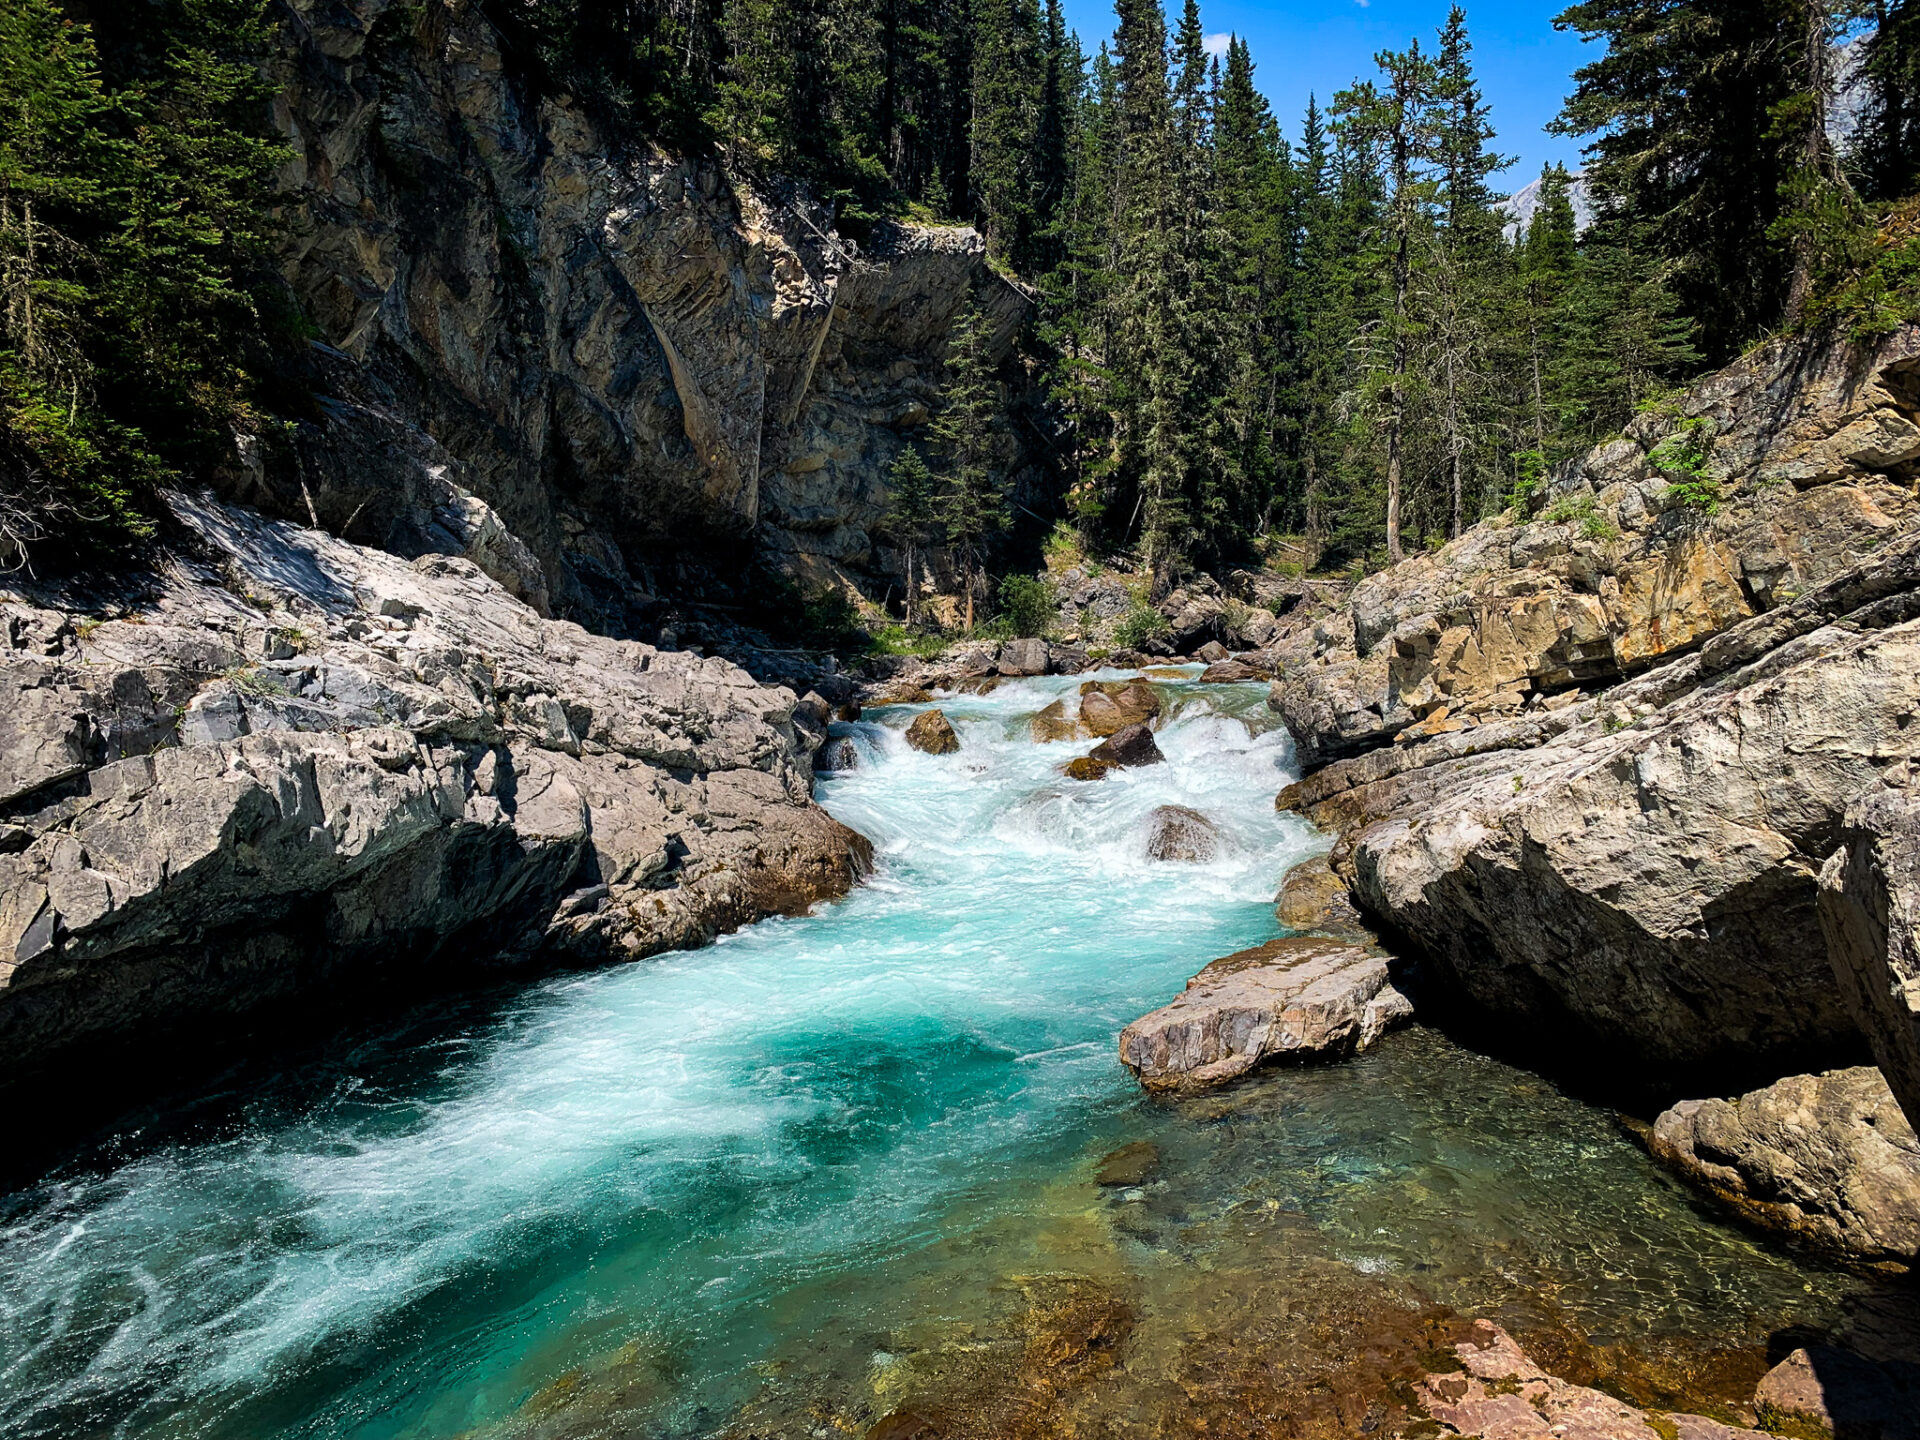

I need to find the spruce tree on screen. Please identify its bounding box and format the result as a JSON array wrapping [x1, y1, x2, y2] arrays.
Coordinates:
[[971, 0, 1042, 265], [885, 444, 937, 625], [932, 299, 1007, 630], [1858, 0, 1920, 201]]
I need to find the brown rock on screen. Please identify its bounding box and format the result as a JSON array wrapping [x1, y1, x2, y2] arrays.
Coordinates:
[[1088, 722, 1163, 769], [1064, 756, 1113, 782], [1650, 1067, 1920, 1263], [905, 709, 961, 755], [1144, 805, 1217, 862], [1079, 678, 1162, 736], [1193, 640, 1231, 664], [1199, 659, 1261, 683], [1117, 936, 1412, 1091], [1030, 699, 1081, 743], [996, 637, 1050, 676], [1275, 855, 1370, 941], [874, 683, 935, 705]]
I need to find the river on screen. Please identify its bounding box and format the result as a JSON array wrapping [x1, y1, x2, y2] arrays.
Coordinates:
[[0, 671, 1882, 1438]]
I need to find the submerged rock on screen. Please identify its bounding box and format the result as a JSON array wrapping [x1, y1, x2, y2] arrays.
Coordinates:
[[1820, 769, 1920, 1136], [1030, 699, 1081, 743], [1417, 1321, 1771, 1440], [1088, 722, 1163, 770], [1650, 1067, 1920, 1264], [1094, 1140, 1160, 1187], [905, 710, 961, 755], [1118, 937, 1412, 1091], [1144, 805, 1217, 862]]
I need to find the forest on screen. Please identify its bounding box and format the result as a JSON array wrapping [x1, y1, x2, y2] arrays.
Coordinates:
[[1, 0, 1918, 589]]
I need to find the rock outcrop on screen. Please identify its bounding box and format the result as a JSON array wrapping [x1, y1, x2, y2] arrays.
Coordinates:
[[1117, 937, 1412, 1091], [1755, 1345, 1920, 1440], [1274, 328, 1920, 1093], [252, 0, 1032, 626], [1144, 806, 1218, 862], [1649, 1067, 1920, 1263], [1272, 326, 1920, 768], [1820, 770, 1920, 1135], [0, 493, 869, 1095]]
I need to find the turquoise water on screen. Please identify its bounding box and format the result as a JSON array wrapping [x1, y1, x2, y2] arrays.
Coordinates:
[[0, 673, 1881, 1438]]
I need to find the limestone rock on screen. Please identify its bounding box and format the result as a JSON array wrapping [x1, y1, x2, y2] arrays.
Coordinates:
[[905, 709, 961, 755], [996, 638, 1050, 676], [1088, 722, 1163, 770], [1079, 679, 1162, 737], [1284, 528, 1920, 1088], [1819, 771, 1920, 1136], [1144, 806, 1218, 862], [1755, 1346, 1920, 1440], [1117, 937, 1412, 1091], [1650, 1067, 1920, 1263], [0, 494, 871, 1098], [814, 737, 860, 772]]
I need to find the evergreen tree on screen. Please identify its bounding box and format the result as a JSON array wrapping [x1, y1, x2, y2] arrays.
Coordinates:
[[971, 0, 1042, 264], [885, 444, 936, 624], [932, 299, 1008, 629], [1857, 0, 1920, 201]]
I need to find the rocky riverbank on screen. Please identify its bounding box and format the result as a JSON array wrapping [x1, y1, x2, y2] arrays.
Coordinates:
[[0, 492, 868, 1105]]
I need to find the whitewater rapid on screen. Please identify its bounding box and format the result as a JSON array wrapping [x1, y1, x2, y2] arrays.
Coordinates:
[[0, 670, 1321, 1438]]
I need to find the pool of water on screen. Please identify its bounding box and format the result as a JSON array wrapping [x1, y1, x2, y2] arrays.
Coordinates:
[[0, 672, 1890, 1439]]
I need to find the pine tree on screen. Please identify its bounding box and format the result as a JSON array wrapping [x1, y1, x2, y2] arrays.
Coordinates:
[[1857, 0, 1920, 201], [1335, 41, 1439, 562], [932, 299, 1007, 629], [971, 0, 1042, 264], [885, 444, 937, 624]]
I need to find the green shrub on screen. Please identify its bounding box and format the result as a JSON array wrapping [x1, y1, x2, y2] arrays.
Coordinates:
[[1113, 600, 1170, 650], [1650, 417, 1721, 514], [996, 573, 1056, 638]]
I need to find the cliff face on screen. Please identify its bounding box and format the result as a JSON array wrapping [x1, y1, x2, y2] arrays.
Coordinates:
[[239, 0, 1028, 628], [1271, 327, 1920, 1097]]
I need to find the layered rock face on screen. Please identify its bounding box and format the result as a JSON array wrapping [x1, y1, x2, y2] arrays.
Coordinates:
[[0, 493, 868, 1092], [1274, 328, 1920, 1092], [248, 0, 1028, 625]]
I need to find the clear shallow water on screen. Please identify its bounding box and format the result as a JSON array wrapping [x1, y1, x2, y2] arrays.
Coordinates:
[[0, 673, 1886, 1439]]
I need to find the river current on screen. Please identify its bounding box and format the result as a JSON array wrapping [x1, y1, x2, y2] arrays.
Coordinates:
[[0, 672, 1889, 1438]]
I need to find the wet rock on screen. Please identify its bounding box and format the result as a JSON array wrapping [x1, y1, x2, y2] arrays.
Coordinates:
[[1650, 1067, 1920, 1263], [1049, 645, 1092, 675], [1820, 769, 1920, 1135], [996, 638, 1049, 676], [815, 737, 860, 772], [1199, 659, 1261, 683], [1030, 699, 1081, 744], [1755, 1345, 1920, 1440], [950, 674, 1003, 696], [1417, 1321, 1767, 1440], [1144, 805, 1217, 862], [905, 710, 961, 755], [1079, 678, 1161, 737], [0, 494, 872, 1100], [872, 683, 935, 705], [1094, 1140, 1160, 1187], [1275, 855, 1371, 942], [1088, 722, 1163, 769], [1193, 640, 1231, 665], [1118, 937, 1412, 1091], [1064, 756, 1112, 782]]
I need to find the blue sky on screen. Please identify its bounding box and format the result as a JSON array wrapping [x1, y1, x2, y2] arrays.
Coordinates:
[[1057, 0, 1595, 194]]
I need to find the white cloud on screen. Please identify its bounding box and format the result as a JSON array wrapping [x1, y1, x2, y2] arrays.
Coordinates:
[[1204, 32, 1232, 57]]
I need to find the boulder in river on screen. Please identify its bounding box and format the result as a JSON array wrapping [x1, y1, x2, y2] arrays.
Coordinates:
[[1079, 678, 1161, 737], [905, 710, 961, 755], [1064, 756, 1112, 781], [1199, 659, 1261, 683], [1089, 722, 1163, 769], [1118, 937, 1412, 1091], [1819, 768, 1920, 1136], [1192, 640, 1231, 665], [1031, 699, 1082, 743], [1649, 1066, 1920, 1264], [1275, 855, 1372, 942], [1094, 1140, 1160, 1187], [1144, 805, 1218, 862]]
